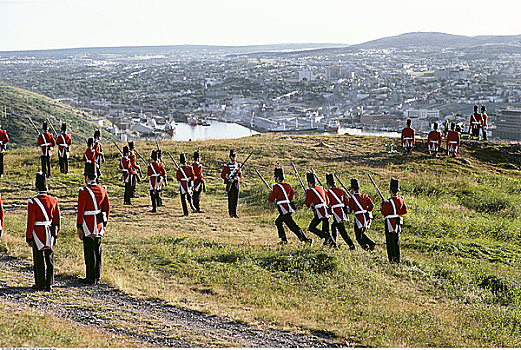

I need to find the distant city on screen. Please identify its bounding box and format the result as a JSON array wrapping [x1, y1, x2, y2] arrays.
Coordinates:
[[1, 32, 521, 141]]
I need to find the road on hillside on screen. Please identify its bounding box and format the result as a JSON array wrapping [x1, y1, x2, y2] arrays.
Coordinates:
[[0, 253, 343, 347]]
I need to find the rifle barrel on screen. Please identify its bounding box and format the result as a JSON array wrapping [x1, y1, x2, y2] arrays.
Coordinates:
[[255, 169, 271, 191], [368, 174, 385, 201], [333, 174, 352, 199], [113, 141, 123, 156], [27, 117, 40, 136], [291, 162, 306, 192], [167, 151, 179, 168], [310, 167, 323, 187]]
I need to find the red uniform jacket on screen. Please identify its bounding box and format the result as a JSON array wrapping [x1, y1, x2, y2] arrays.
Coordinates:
[[446, 131, 461, 153], [94, 141, 103, 165], [192, 162, 205, 192], [427, 130, 442, 151], [77, 181, 110, 237], [129, 152, 139, 172], [56, 132, 72, 158], [83, 147, 98, 164], [221, 162, 242, 182], [0, 194, 4, 232], [481, 112, 488, 127], [176, 164, 194, 194], [26, 192, 60, 250], [348, 192, 374, 229], [470, 112, 482, 130], [0, 130, 9, 153], [326, 187, 349, 223], [119, 156, 134, 183], [269, 182, 295, 215], [37, 132, 56, 157], [401, 127, 415, 148], [305, 185, 330, 219], [148, 161, 166, 190], [381, 195, 407, 233]]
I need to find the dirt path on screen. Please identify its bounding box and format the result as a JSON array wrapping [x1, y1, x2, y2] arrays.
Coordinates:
[[0, 253, 342, 347]]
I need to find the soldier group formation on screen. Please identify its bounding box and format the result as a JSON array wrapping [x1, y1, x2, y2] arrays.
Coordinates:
[[0, 104, 488, 292]]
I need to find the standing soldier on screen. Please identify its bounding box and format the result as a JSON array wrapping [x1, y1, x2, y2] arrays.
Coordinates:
[[401, 118, 415, 155], [191, 150, 205, 213], [304, 171, 336, 247], [83, 138, 98, 166], [380, 178, 407, 263], [56, 123, 72, 174], [481, 105, 488, 141], [37, 121, 56, 178], [221, 149, 242, 218], [147, 150, 166, 213], [427, 122, 442, 157], [156, 149, 165, 207], [93, 130, 104, 181], [325, 173, 356, 250], [470, 105, 482, 139], [0, 122, 9, 177], [26, 172, 61, 291], [119, 146, 134, 205], [268, 167, 312, 245], [77, 162, 110, 284], [347, 178, 376, 251], [0, 193, 3, 240], [446, 122, 461, 157], [176, 153, 195, 216], [127, 141, 140, 198]]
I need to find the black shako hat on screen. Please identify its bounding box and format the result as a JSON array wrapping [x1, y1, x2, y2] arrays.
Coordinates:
[[193, 150, 200, 160], [306, 171, 315, 185], [61, 122, 67, 132], [157, 149, 162, 158], [87, 137, 94, 146], [35, 171, 47, 191], [180, 152, 186, 164], [94, 129, 101, 139], [128, 141, 134, 150], [229, 149, 236, 158], [274, 167, 284, 181], [43, 121, 48, 131], [350, 178, 359, 190], [326, 173, 335, 186], [151, 149, 157, 160], [122, 145, 129, 155], [390, 178, 400, 192], [84, 162, 97, 178]]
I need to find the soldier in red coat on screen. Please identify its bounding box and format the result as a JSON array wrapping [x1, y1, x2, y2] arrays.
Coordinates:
[[156, 149, 165, 207], [401, 118, 415, 155], [191, 150, 205, 213], [446, 122, 461, 157], [128, 141, 140, 198], [119, 146, 134, 205], [83, 138, 98, 165], [427, 122, 442, 156], [481, 105, 488, 141], [470, 105, 482, 139], [147, 150, 166, 213], [56, 123, 72, 174], [325, 173, 355, 250], [77, 162, 110, 284], [37, 121, 56, 178], [221, 149, 242, 218], [176, 152, 195, 216], [26, 172, 61, 291], [380, 178, 407, 263], [93, 130, 104, 182], [268, 167, 312, 245], [305, 172, 336, 247], [347, 178, 376, 251], [0, 122, 9, 176], [0, 193, 3, 239]]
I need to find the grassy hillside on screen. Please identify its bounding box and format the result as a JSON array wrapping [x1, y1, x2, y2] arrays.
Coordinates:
[[0, 83, 115, 148], [1, 133, 521, 347]]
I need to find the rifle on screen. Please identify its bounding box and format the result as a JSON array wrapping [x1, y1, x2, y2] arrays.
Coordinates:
[[46, 117, 58, 135], [255, 169, 271, 191], [225, 150, 254, 192], [154, 139, 167, 186], [112, 141, 123, 156], [167, 151, 179, 168], [368, 174, 385, 201], [291, 162, 306, 192], [132, 149, 145, 177], [27, 117, 41, 137], [310, 167, 323, 187], [333, 174, 353, 199]]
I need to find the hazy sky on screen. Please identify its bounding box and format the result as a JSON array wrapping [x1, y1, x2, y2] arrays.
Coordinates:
[[1, 0, 521, 51]]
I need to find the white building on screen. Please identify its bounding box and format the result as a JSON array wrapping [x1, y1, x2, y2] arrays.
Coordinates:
[[298, 69, 314, 82], [405, 109, 440, 119]]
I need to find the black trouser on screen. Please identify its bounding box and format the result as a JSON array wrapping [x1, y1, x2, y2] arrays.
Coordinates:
[[130, 174, 137, 198], [331, 220, 355, 247], [227, 182, 239, 217], [32, 247, 54, 290], [180, 192, 193, 216], [275, 208, 308, 242], [482, 126, 488, 140], [150, 190, 159, 211], [471, 128, 480, 138], [41, 155, 51, 178], [124, 181, 132, 204], [0, 152, 4, 176], [385, 225, 401, 263], [83, 236, 102, 282], [59, 156, 69, 174], [354, 224, 375, 249], [157, 189, 163, 206], [192, 187, 202, 211], [308, 215, 334, 244]]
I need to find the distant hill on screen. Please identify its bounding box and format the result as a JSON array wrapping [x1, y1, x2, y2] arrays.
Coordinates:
[[0, 83, 114, 148]]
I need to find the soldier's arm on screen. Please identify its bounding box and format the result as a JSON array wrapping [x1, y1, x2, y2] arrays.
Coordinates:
[[0, 195, 3, 232], [220, 166, 228, 180], [102, 189, 110, 221], [53, 199, 61, 236], [26, 200, 35, 245], [366, 195, 375, 211]]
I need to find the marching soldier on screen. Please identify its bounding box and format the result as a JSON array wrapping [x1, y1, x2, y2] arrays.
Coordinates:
[[0, 123, 9, 176], [26, 172, 61, 291], [83, 138, 98, 165], [221, 149, 242, 218], [176, 152, 195, 216], [347, 178, 376, 251], [192, 150, 205, 213], [304, 171, 336, 247], [127, 141, 140, 198], [156, 149, 165, 206], [93, 130, 104, 181], [380, 178, 407, 263], [147, 150, 166, 213], [427, 122, 442, 156], [401, 118, 415, 155], [325, 173, 355, 250], [446, 122, 461, 157], [268, 167, 312, 245], [56, 123, 72, 174], [77, 162, 110, 284], [470, 105, 482, 139], [481, 105, 488, 141], [37, 121, 56, 178], [119, 146, 134, 205]]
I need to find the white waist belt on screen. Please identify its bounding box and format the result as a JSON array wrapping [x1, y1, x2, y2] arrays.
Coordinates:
[[315, 203, 326, 209], [332, 204, 344, 209], [385, 214, 400, 219], [277, 199, 290, 205], [354, 210, 367, 215], [59, 144, 68, 147], [34, 220, 51, 226], [84, 210, 101, 216], [449, 141, 458, 143]]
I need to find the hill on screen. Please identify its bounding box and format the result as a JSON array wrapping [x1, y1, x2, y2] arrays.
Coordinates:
[[0, 133, 520, 346], [0, 83, 114, 148]]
